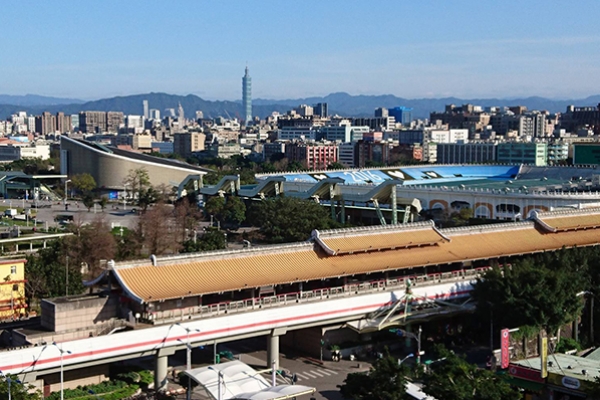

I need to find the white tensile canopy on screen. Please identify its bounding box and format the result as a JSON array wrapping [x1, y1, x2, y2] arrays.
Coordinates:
[[181, 360, 315, 400]]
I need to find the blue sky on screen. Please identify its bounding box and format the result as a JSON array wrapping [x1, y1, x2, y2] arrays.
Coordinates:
[[2, 0, 600, 100]]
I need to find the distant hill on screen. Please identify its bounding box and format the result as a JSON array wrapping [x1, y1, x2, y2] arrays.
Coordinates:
[[254, 92, 600, 119], [0, 93, 289, 120], [0, 94, 84, 107], [0, 92, 599, 120]]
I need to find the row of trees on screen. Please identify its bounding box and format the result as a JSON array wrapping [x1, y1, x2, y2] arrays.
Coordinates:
[[340, 346, 521, 400], [472, 246, 600, 342], [205, 194, 343, 243]]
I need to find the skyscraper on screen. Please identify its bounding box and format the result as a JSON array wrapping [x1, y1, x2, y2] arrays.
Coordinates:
[[242, 66, 252, 125], [143, 100, 149, 120], [178, 102, 185, 126]]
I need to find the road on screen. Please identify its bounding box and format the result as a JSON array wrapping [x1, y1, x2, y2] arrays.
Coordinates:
[[160, 337, 373, 400]]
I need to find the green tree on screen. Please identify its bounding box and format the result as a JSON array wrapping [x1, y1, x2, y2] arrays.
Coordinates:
[[123, 167, 152, 208], [82, 194, 95, 211], [137, 186, 159, 212], [339, 350, 410, 400], [472, 254, 587, 334], [99, 196, 108, 211], [25, 240, 85, 302], [222, 196, 246, 227], [0, 374, 41, 400], [204, 196, 226, 222], [422, 345, 521, 400], [181, 229, 227, 253], [71, 173, 97, 194], [115, 226, 142, 261], [286, 161, 304, 171], [247, 196, 341, 243]]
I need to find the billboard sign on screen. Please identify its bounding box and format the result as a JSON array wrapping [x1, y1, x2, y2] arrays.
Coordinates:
[[501, 329, 510, 369]]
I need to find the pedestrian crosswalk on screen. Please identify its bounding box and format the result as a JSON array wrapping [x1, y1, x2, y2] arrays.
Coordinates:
[[274, 368, 339, 384]]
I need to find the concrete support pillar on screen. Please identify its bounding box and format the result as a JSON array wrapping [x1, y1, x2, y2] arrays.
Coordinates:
[[30, 241, 33, 251], [43, 240, 47, 249], [154, 354, 169, 392], [405, 324, 412, 347], [267, 333, 280, 370]]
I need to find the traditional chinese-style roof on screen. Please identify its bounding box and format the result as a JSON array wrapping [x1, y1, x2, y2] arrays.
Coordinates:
[[111, 210, 600, 303]]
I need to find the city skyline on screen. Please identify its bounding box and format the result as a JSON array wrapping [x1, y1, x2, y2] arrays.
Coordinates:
[[2, 1, 600, 101]]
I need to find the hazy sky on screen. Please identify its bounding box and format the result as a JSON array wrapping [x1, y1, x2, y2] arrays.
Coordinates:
[[2, 0, 600, 100]]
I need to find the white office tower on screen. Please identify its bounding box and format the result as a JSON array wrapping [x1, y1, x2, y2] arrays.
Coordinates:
[[143, 100, 149, 119]]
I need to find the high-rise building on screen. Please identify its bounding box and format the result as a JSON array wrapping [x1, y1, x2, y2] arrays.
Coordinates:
[[79, 111, 107, 133], [178, 103, 185, 128], [173, 132, 206, 158], [314, 103, 328, 118], [375, 107, 389, 118], [143, 100, 149, 120], [106, 111, 125, 133], [56, 112, 72, 133], [242, 66, 252, 125], [388, 107, 413, 126], [149, 109, 161, 120], [71, 114, 79, 131], [35, 112, 56, 135]]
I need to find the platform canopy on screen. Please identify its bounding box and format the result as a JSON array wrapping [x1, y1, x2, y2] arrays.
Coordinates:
[[181, 361, 315, 400]]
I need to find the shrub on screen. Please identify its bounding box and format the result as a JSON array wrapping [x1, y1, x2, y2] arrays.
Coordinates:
[[556, 337, 582, 353]]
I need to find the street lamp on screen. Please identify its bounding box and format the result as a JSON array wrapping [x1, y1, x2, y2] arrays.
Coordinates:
[[417, 325, 423, 364], [123, 184, 129, 211], [63, 180, 71, 209], [176, 323, 201, 400], [52, 342, 72, 400], [398, 353, 414, 366], [0, 370, 21, 400], [207, 366, 224, 400]]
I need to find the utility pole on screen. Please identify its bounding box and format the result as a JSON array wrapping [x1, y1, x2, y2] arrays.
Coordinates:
[[65, 256, 69, 297], [417, 325, 422, 364]]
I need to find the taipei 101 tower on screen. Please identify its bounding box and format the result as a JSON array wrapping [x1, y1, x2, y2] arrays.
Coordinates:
[[242, 66, 252, 126]]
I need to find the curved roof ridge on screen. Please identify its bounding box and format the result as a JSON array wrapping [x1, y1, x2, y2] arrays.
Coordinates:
[[113, 241, 315, 270], [442, 221, 535, 236], [535, 207, 600, 218], [316, 220, 434, 238]]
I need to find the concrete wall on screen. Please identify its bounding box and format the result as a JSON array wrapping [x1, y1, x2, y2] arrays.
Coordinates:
[[41, 364, 109, 397], [42, 295, 120, 333]]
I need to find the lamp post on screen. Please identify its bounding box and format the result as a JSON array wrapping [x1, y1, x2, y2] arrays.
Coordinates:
[[53, 342, 72, 400], [398, 353, 414, 366], [0, 370, 20, 400], [176, 323, 200, 400], [123, 184, 129, 211], [65, 255, 69, 297], [207, 366, 223, 400], [63, 180, 71, 209], [417, 325, 422, 365]]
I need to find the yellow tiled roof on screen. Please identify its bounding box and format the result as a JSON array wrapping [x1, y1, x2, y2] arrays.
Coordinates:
[[318, 228, 446, 254], [113, 220, 600, 303], [539, 213, 600, 231]]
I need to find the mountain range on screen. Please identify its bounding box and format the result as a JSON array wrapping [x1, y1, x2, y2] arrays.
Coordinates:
[[0, 92, 599, 121]]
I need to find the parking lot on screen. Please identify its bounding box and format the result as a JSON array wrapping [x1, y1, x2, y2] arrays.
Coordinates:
[[18, 200, 141, 230]]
